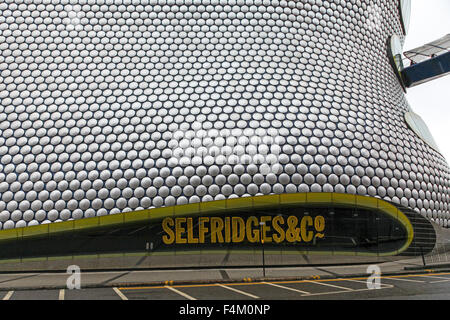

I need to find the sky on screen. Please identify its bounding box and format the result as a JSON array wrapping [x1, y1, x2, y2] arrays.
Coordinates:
[[402, 0, 450, 163]]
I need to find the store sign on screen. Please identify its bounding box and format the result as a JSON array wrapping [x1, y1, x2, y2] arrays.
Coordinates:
[[161, 215, 325, 245]]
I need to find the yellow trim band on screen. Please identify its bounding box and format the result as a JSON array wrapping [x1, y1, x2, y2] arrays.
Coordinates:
[[0, 193, 414, 256]]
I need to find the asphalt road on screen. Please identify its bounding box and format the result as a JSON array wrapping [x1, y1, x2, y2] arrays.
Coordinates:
[[3, 271, 450, 300]]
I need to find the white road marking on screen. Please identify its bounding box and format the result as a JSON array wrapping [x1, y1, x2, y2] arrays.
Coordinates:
[[302, 287, 391, 297], [2, 291, 13, 300], [429, 279, 450, 283], [415, 275, 450, 281], [165, 286, 196, 300], [216, 284, 260, 299], [113, 287, 128, 300], [340, 278, 394, 288], [262, 282, 310, 295], [58, 289, 65, 300], [305, 280, 353, 291], [381, 276, 426, 283]]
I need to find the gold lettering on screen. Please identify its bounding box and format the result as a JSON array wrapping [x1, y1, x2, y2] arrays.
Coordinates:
[[301, 216, 313, 242], [162, 217, 175, 245], [260, 216, 272, 243], [198, 217, 209, 243], [224, 217, 231, 243], [272, 216, 285, 243], [163, 214, 323, 245], [314, 215, 325, 239], [314, 215, 325, 232], [232, 217, 245, 243], [210, 217, 224, 243], [187, 217, 198, 244], [285, 216, 299, 242], [246, 216, 259, 242], [175, 218, 187, 244]]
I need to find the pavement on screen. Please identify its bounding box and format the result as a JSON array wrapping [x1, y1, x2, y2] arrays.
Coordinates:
[[0, 257, 450, 300], [0, 256, 445, 291], [3, 269, 450, 300]]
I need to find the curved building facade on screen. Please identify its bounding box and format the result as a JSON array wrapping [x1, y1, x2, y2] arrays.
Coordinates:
[[0, 0, 448, 269]]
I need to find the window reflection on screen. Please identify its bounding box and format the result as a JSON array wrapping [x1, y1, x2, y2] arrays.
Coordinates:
[[390, 35, 404, 72], [400, 0, 412, 35], [405, 111, 440, 152], [388, 35, 406, 88]]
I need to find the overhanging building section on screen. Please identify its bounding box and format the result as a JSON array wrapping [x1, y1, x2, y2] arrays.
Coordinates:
[[402, 51, 450, 87], [404, 34, 450, 64]]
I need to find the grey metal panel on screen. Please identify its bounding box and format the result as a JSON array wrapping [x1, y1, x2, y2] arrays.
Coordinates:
[[0, 0, 448, 230]]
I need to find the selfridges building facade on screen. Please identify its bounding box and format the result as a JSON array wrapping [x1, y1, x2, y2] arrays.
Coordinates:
[[0, 0, 449, 269]]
